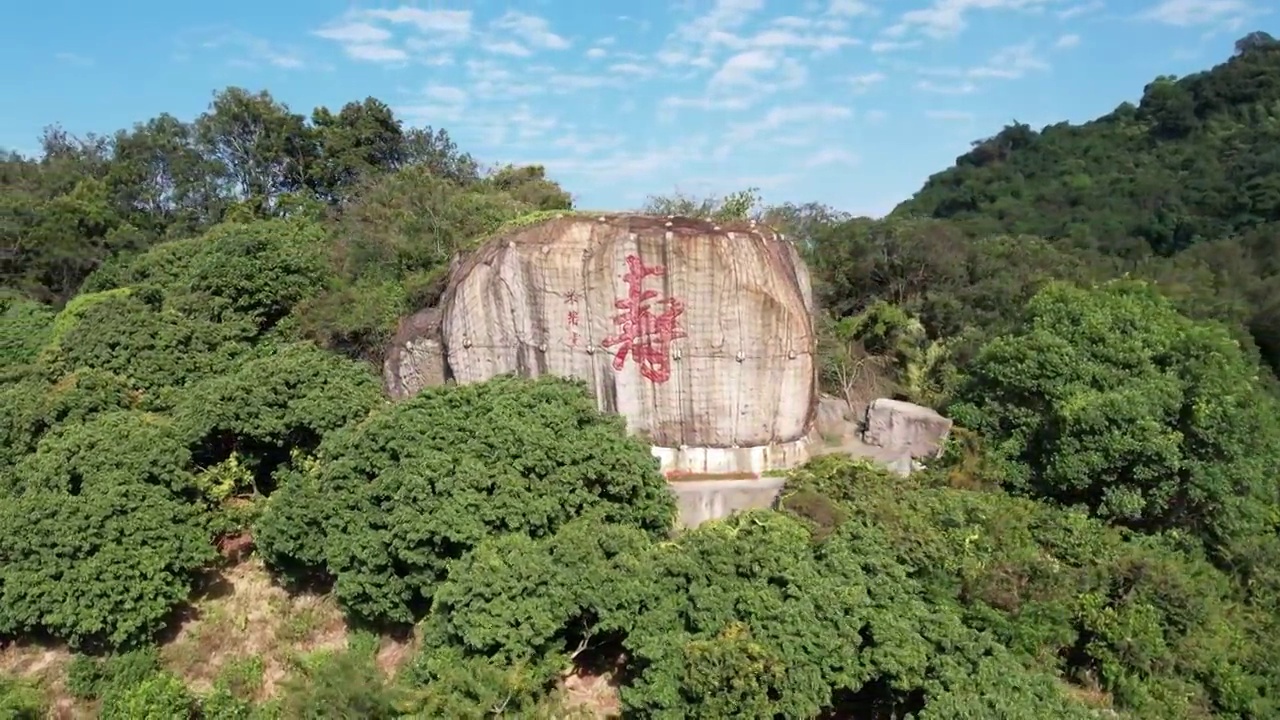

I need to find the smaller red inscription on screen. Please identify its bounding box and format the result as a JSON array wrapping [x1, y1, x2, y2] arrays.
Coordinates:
[[566, 310, 581, 346]]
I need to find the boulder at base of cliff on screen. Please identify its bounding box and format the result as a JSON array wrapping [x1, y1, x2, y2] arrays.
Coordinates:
[[861, 398, 952, 459], [815, 393, 859, 442]]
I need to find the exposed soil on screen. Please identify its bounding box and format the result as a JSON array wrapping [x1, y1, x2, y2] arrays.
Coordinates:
[[0, 559, 423, 715]]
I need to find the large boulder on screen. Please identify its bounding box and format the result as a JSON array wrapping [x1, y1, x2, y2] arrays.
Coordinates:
[[386, 212, 818, 453]]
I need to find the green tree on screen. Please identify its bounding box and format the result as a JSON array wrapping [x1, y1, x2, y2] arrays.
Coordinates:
[[0, 296, 55, 372], [642, 186, 762, 221], [8, 409, 194, 497], [36, 288, 253, 396], [157, 218, 331, 333], [174, 342, 384, 498], [0, 482, 215, 649], [482, 164, 573, 211], [949, 280, 1280, 556], [255, 375, 675, 624], [195, 87, 316, 214], [308, 97, 408, 202], [107, 112, 224, 235]]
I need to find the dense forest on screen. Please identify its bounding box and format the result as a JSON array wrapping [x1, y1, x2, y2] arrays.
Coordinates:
[[2, 29, 1280, 720]]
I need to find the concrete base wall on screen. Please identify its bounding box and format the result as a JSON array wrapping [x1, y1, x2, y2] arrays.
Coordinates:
[[651, 437, 811, 478], [652, 439, 808, 528], [667, 475, 788, 529]]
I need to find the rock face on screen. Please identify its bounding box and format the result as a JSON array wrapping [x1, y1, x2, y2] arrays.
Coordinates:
[[385, 212, 819, 477], [383, 307, 447, 399]]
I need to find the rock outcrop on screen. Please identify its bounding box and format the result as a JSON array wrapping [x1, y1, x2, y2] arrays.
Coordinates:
[[383, 307, 446, 399], [862, 398, 953, 460], [384, 212, 819, 478], [814, 394, 953, 476]]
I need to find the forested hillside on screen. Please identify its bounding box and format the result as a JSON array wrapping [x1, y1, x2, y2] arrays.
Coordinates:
[[893, 31, 1280, 375], [3, 32, 1280, 720]]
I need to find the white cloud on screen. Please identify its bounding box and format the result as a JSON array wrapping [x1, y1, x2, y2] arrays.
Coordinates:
[[657, 0, 859, 73], [244, 44, 304, 69], [827, 0, 875, 17], [1055, 32, 1081, 48], [1057, 0, 1104, 19], [804, 147, 860, 167], [313, 22, 390, 44], [704, 48, 809, 96], [454, 59, 622, 101], [396, 103, 466, 124], [711, 49, 776, 85], [546, 72, 620, 93], [363, 8, 472, 39], [342, 44, 408, 63], [916, 79, 979, 94], [507, 106, 559, 140], [660, 0, 765, 69], [917, 42, 1049, 83], [456, 104, 563, 149], [490, 10, 570, 50], [748, 28, 860, 52], [551, 132, 627, 155], [609, 62, 656, 78], [340, 8, 570, 60], [483, 40, 532, 57], [404, 37, 453, 65], [974, 41, 1049, 77], [891, 0, 1057, 39], [659, 95, 753, 112], [533, 141, 710, 183], [423, 85, 468, 104], [184, 29, 306, 69], [396, 82, 470, 126], [870, 39, 922, 53], [725, 103, 852, 144], [301, 1, 1085, 214], [464, 59, 532, 99], [1138, 0, 1257, 27], [849, 71, 887, 90], [54, 52, 93, 66], [681, 0, 766, 37], [773, 16, 815, 29], [313, 8, 472, 65]]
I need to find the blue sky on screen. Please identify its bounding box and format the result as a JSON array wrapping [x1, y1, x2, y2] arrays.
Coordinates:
[[2, 0, 1275, 216]]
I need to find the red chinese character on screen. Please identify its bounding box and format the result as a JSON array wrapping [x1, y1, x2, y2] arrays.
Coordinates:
[[601, 254, 686, 383], [567, 310, 580, 327]]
